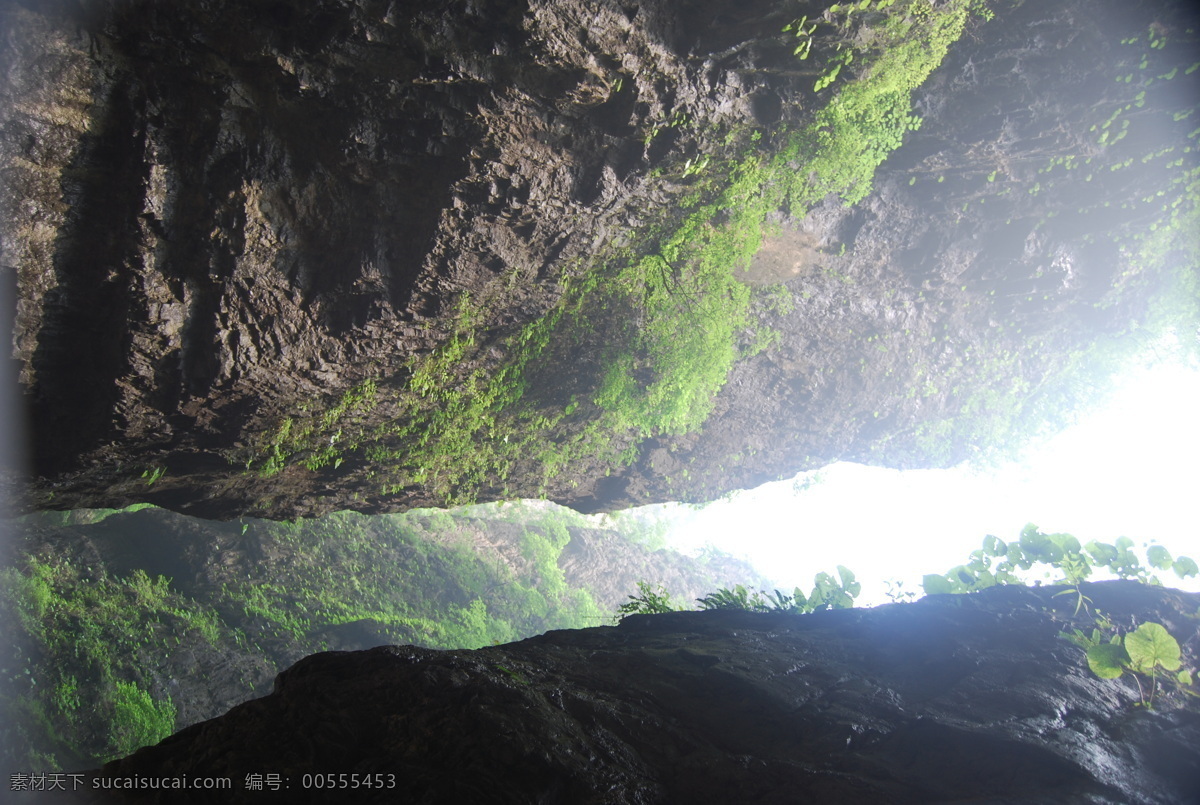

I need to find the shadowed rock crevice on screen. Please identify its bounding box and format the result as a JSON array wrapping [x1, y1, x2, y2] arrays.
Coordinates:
[[30, 77, 146, 473]]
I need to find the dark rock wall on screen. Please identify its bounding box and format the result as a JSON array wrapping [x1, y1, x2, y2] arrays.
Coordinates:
[[74, 582, 1200, 804], [3, 0, 794, 515], [4, 0, 1197, 518]]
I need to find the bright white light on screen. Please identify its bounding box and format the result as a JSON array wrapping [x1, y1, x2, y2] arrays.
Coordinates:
[[637, 359, 1200, 607]]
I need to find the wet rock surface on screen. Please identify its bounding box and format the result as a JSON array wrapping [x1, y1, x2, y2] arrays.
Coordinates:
[[76, 582, 1200, 804]]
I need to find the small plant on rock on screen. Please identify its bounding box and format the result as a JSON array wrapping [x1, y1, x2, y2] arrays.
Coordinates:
[[926, 524, 1199, 709], [616, 581, 682, 621], [1069, 620, 1196, 709], [621, 567, 861, 622], [922, 524, 1199, 602], [697, 584, 768, 611], [698, 567, 861, 614]]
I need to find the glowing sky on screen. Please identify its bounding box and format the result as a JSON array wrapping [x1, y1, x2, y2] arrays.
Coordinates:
[[618, 357, 1200, 607]]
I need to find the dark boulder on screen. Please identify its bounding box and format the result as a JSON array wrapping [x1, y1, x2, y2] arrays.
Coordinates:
[[76, 582, 1200, 803]]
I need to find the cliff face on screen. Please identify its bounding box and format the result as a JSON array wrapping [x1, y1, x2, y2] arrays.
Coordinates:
[[74, 582, 1200, 804], [2, 503, 768, 771], [3, 0, 1197, 519]]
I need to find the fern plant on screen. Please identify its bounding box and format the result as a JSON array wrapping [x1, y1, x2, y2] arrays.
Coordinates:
[[619, 567, 862, 622], [615, 581, 681, 622]]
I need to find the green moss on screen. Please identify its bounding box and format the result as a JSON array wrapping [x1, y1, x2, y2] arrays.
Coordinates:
[[4, 504, 622, 769], [1, 558, 192, 769], [105, 681, 175, 762], [237, 0, 988, 502]]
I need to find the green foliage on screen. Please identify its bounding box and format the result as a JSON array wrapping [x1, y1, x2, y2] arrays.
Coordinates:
[[782, 15, 817, 60], [1125, 622, 1182, 674], [1086, 642, 1130, 679], [622, 523, 1195, 711], [1, 562, 54, 637], [926, 525, 1198, 708], [3, 504, 626, 769], [782, 0, 985, 208], [0, 557, 211, 769], [697, 584, 770, 611], [1078, 621, 1193, 708], [921, 524, 1198, 599], [616, 581, 681, 621], [451, 598, 507, 650], [231, 509, 598, 649], [234, 0, 988, 504], [884, 579, 918, 603], [808, 566, 863, 611], [621, 566, 861, 621], [106, 681, 175, 762], [140, 466, 165, 486], [127, 569, 170, 609], [248, 377, 379, 477]]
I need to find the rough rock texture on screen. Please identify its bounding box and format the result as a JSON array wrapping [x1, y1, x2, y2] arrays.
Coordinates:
[[3, 0, 1197, 518], [3, 0, 792, 516], [74, 582, 1200, 804]]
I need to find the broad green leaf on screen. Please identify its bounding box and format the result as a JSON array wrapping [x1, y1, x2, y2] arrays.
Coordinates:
[[1125, 622, 1182, 672], [1173, 556, 1199, 578], [1115, 536, 1134, 550], [922, 574, 954, 595], [1178, 669, 1194, 686], [1085, 541, 1118, 566], [1087, 643, 1131, 679], [1020, 531, 1064, 563], [994, 569, 1021, 585], [1147, 545, 1173, 570], [983, 535, 1006, 557], [1004, 543, 1031, 570], [1047, 532, 1082, 554]]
